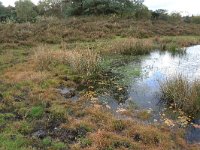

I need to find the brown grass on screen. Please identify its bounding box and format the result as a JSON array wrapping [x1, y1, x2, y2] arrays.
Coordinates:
[[4, 70, 48, 83], [2, 62, 49, 83], [66, 49, 101, 76], [1, 17, 200, 46], [107, 38, 154, 55], [32, 45, 101, 76], [62, 102, 196, 150]]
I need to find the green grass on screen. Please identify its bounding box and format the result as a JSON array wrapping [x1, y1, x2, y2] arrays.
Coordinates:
[[0, 113, 15, 126], [0, 48, 29, 72], [42, 137, 52, 146], [80, 138, 92, 148], [0, 133, 29, 150], [28, 106, 44, 119], [52, 141, 67, 149]]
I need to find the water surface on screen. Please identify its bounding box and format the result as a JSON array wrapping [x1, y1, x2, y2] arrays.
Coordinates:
[[128, 45, 200, 144]]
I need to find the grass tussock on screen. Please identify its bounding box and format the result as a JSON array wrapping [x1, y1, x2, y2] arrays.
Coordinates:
[[108, 38, 154, 55], [160, 75, 200, 117], [32, 45, 101, 76], [66, 48, 101, 76], [32, 45, 67, 71]]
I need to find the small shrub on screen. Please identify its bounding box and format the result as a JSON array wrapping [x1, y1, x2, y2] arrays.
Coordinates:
[[112, 120, 126, 131], [80, 138, 92, 148]]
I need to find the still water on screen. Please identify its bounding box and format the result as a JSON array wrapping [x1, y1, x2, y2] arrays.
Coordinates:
[[99, 45, 200, 143], [128, 45, 200, 144]]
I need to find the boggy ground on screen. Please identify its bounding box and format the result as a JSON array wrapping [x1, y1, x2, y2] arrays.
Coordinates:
[[1, 17, 200, 150]]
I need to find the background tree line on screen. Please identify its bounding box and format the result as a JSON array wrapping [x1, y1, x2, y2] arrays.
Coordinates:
[[0, 0, 200, 23]]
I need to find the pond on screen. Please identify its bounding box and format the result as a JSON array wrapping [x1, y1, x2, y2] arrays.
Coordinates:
[[100, 45, 200, 144], [129, 45, 200, 144]]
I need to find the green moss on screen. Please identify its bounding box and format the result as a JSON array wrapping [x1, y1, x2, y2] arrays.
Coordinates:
[[80, 138, 92, 148], [52, 141, 67, 150], [42, 137, 52, 146], [29, 106, 44, 119]]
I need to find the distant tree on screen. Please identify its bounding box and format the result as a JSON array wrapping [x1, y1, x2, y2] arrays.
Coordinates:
[[152, 9, 168, 20], [135, 5, 151, 19], [37, 0, 63, 17], [0, 2, 16, 22], [15, 0, 38, 22], [65, 0, 142, 16], [0, 2, 7, 21], [169, 12, 182, 22], [65, 0, 83, 16], [183, 16, 192, 23], [191, 15, 200, 24]]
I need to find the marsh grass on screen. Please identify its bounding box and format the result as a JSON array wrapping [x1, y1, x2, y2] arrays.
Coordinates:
[[32, 45, 101, 76], [32, 45, 67, 71], [66, 48, 101, 76], [162, 42, 186, 55], [160, 75, 200, 117], [155, 36, 200, 52], [109, 38, 154, 55]]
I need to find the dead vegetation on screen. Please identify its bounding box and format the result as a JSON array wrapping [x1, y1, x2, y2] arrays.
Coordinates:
[[1, 17, 200, 47]]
